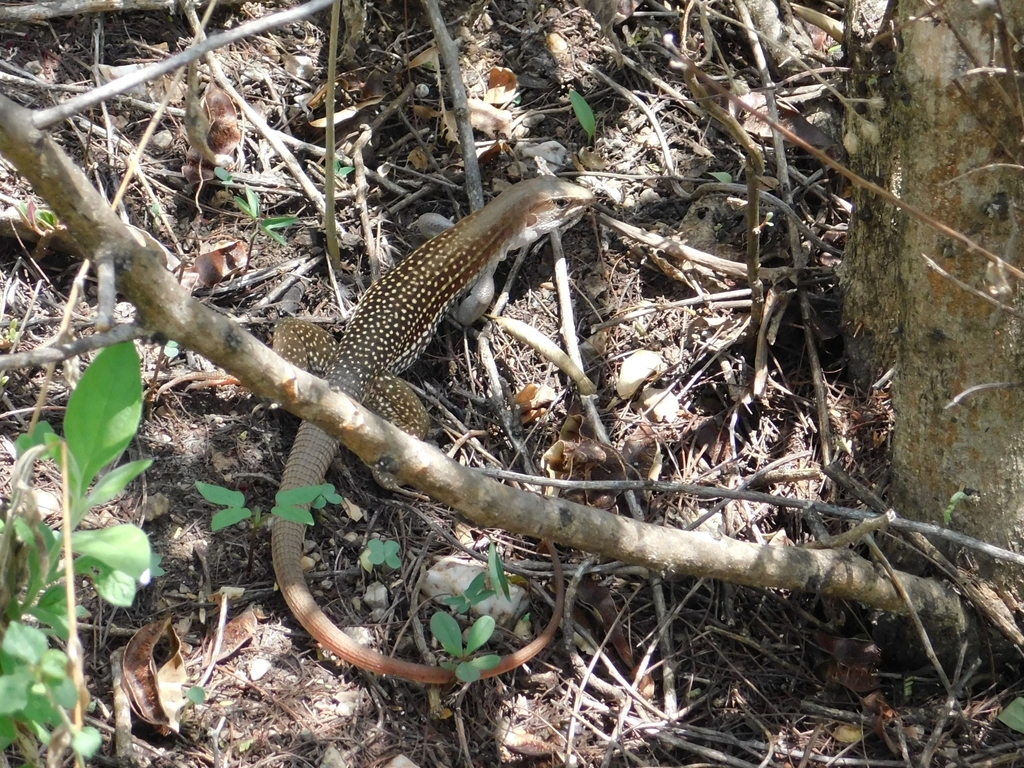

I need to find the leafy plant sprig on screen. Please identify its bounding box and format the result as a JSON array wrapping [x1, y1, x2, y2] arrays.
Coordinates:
[[200, 481, 341, 572], [360, 539, 401, 572], [429, 613, 501, 683], [569, 90, 596, 144], [2, 342, 157, 764]]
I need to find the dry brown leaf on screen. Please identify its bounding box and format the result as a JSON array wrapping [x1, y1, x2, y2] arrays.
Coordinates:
[[408, 46, 439, 69], [216, 604, 260, 661], [309, 106, 361, 128], [408, 146, 431, 171], [121, 618, 188, 733], [816, 632, 882, 666], [191, 240, 248, 288], [616, 350, 667, 399], [637, 387, 680, 423], [817, 660, 880, 693], [411, 104, 440, 121], [485, 66, 518, 104], [832, 723, 864, 744], [515, 383, 557, 424], [477, 139, 511, 166], [577, 579, 634, 668], [548, 33, 569, 56], [182, 70, 240, 187], [468, 99, 513, 137]]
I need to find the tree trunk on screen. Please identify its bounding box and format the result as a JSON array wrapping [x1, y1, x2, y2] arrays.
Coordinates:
[[841, 0, 1024, 590]]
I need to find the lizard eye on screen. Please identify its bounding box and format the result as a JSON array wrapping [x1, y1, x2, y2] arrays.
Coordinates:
[[554, 197, 571, 209]]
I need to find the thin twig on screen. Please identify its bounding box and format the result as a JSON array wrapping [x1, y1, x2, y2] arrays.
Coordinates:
[[32, 0, 336, 129]]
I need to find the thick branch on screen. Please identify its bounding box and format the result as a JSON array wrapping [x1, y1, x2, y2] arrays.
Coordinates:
[[0, 94, 968, 634]]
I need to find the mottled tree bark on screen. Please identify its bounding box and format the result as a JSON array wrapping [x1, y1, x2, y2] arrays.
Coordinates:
[[842, 0, 1024, 590]]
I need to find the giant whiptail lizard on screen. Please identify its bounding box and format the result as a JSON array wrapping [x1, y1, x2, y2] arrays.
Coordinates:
[[271, 176, 594, 683]]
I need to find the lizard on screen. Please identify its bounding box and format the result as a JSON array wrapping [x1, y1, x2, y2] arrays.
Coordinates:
[[270, 176, 595, 683]]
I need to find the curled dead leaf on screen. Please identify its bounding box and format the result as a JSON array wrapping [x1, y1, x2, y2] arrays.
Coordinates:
[[485, 66, 518, 104], [190, 240, 248, 289], [515, 383, 557, 424], [182, 66, 240, 186], [409, 46, 439, 69], [215, 604, 260, 662], [816, 632, 882, 667], [616, 350, 667, 399], [121, 618, 188, 732]]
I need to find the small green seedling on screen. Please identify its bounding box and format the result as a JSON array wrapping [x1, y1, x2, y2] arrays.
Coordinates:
[[444, 572, 494, 614], [998, 697, 1024, 734], [201, 481, 340, 574], [487, 542, 511, 601], [201, 482, 341, 530], [186, 686, 206, 705], [3, 343, 156, 764], [430, 612, 501, 683], [232, 184, 299, 247], [444, 544, 511, 614], [569, 90, 596, 144], [707, 171, 733, 184], [272, 483, 342, 525], [943, 486, 977, 525], [199, 482, 257, 531], [16, 200, 60, 234], [334, 160, 355, 179], [360, 539, 402, 572]]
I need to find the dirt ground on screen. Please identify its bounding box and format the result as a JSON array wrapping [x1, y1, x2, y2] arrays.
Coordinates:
[[2, 0, 1024, 766]]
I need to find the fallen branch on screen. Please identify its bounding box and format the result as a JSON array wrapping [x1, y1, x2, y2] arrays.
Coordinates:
[[0, 93, 971, 639]]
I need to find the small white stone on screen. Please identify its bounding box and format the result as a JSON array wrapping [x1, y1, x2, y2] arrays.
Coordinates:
[[249, 658, 272, 681]]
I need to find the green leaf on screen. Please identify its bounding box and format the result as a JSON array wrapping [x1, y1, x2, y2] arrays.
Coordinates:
[[196, 482, 245, 508], [0, 669, 33, 714], [262, 215, 298, 232], [187, 686, 206, 704], [234, 196, 254, 218], [0, 713, 18, 748], [468, 654, 501, 671], [382, 540, 402, 569], [273, 485, 327, 524], [998, 697, 1024, 733], [87, 459, 152, 509], [262, 224, 289, 246], [91, 567, 137, 607], [488, 543, 511, 601], [72, 726, 102, 758], [707, 171, 733, 183], [72, 525, 151, 580], [465, 615, 495, 655], [276, 485, 328, 507], [211, 508, 252, 530], [34, 585, 69, 630], [271, 505, 315, 525], [15, 422, 56, 458], [455, 661, 481, 683], [320, 487, 343, 504], [364, 539, 385, 566], [214, 166, 233, 182], [2, 622, 48, 665], [48, 675, 77, 710], [38, 650, 69, 683], [569, 91, 596, 141], [464, 573, 493, 606], [63, 343, 143, 497], [430, 612, 464, 658], [28, 607, 69, 642], [163, 340, 180, 358], [334, 161, 354, 178], [444, 595, 471, 614]]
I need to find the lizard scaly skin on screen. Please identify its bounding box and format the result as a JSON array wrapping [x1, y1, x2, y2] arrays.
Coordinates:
[[272, 177, 594, 683]]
